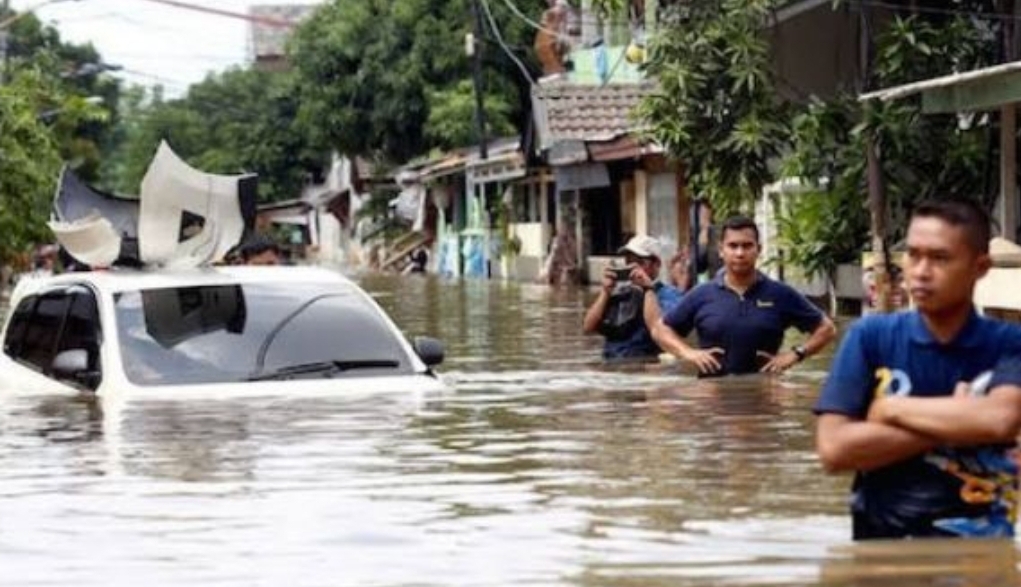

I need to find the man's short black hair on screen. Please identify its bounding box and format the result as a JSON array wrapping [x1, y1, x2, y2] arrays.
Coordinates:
[[720, 215, 760, 243], [239, 234, 281, 260], [911, 199, 991, 254]]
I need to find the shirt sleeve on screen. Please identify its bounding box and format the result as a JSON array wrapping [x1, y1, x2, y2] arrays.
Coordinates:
[[989, 327, 1021, 388], [661, 285, 699, 336], [655, 284, 684, 315], [814, 320, 874, 417], [780, 284, 825, 332]]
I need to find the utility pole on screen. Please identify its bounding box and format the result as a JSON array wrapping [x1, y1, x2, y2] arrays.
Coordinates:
[[0, 0, 9, 86], [468, 0, 488, 160]]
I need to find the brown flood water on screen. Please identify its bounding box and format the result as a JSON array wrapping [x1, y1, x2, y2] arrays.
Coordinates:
[[0, 272, 1017, 586]]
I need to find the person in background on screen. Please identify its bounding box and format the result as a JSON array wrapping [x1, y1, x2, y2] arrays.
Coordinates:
[[652, 215, 836, 376], [31, 245, 58, 277], [815, 199, 1021, 540], [667, 246, 692, 291], [239, 235, 282, 266], [583, 235, 683, 360], [403, 245, 430, 275], [539, 221, 578, 286]]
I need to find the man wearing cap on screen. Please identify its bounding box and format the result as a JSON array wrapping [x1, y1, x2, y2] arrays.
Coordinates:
[[652, 215, 836, 376], [583, 234, 684, 360]]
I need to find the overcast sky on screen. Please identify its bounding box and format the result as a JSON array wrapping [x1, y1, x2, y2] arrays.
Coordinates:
[[12, 0, 316, 96]]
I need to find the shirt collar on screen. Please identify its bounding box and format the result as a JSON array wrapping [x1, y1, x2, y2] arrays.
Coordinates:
[[714, 270, 766, 293], [908, 308, 985, 348]]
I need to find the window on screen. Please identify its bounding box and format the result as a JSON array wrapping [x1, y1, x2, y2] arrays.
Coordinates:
[[56, 291, 103, 385], [114, 282, 416, 386], [18, 294, 69, 372], [3, 295, 36, 359]]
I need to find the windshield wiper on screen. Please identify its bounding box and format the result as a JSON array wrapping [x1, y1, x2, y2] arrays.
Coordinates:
[[247, 359, 400, 381]]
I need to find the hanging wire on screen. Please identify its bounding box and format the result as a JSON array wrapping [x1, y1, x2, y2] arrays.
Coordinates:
[[481, 0, 536, 85]]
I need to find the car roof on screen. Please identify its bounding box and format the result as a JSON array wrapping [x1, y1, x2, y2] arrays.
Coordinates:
[[13, 265, 359, 297]]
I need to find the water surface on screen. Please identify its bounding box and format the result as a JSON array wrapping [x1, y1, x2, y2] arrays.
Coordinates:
[[0, 273, 1016, 586]]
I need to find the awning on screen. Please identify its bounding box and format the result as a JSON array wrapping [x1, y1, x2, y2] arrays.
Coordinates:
[[465, 150, 526, 184], [859, 60, 1021, 113], [555, 162, 610, 192], [587, 136, 662, 162]]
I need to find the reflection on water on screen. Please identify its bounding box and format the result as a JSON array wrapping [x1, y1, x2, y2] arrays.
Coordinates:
[[0, 274, 1017, 586]]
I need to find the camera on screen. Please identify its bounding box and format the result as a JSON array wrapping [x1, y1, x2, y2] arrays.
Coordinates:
[[612, 267, 633, 282]]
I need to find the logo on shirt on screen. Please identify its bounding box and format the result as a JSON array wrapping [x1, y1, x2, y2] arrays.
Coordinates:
[[755, 300, 774, 308], [873, 367, 913, 397]]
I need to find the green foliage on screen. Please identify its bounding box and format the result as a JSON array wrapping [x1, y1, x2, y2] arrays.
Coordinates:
[[4, 12, 120, 183], [289, 0, 543, 163], [0, 70, 104, 262], [781, 13, 997, 280], [425, 80, 515, 151], [638, 0, 789, 216], [104, 69, 328, 202]]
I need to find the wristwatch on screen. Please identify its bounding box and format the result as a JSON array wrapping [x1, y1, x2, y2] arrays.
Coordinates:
[[792, 345, 807, 362]]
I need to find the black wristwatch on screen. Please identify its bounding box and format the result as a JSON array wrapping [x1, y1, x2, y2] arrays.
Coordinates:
[[792, 345, 807, 362]]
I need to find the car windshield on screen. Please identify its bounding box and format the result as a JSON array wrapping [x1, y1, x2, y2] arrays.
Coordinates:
[[113, 282, 415, 386]]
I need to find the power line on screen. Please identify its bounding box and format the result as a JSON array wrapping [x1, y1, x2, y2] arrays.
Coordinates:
[[135, 0, 300, 28], [851, 0, 1021, 21], [480, 0, 535, 85]]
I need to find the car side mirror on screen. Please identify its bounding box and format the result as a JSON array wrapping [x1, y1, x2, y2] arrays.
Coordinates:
[[412, 336, 445, 367], [51, 349, 100, 389]]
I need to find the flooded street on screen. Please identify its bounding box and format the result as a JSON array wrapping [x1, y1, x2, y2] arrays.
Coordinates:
[[0, 274, 1017, 586]]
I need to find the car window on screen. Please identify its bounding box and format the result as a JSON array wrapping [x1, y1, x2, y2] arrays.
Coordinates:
[[114, 282, 416, 386], [18, 294, 69, 372], [3, 295, 36, 359], [55, 291, 103, 387]]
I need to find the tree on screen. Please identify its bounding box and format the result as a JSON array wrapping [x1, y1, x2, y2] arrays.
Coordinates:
[[4, 11, 121, 183], [637, 0, 790, 216], [104, 68, 328, 202], [0, 69, 105, 266], [289, 0, 543, 163], [781, 12, 997, 291]]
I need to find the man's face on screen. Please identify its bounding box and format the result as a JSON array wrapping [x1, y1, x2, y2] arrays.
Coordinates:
[[624, 253, 658, 279], [905, 216, 989, 315], [719, 227, 759, 275]]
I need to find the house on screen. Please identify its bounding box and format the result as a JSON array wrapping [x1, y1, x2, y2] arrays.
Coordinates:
[[255, 154, 375, 265]]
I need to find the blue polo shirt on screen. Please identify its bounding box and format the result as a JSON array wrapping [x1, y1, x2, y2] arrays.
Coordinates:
[[816, 310, 1021, 539], [661, 272, 824, 375], [603, 282, 684, 360]]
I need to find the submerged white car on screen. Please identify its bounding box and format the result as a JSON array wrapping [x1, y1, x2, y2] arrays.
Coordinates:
[[0, 266, 446, 398]]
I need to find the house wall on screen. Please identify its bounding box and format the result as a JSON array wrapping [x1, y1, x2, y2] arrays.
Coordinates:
[[770, 5, 861, 101]]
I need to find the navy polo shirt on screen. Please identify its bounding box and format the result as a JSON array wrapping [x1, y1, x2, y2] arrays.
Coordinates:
[[661, 272, 824, 375], [816, 310, 1021, 539]]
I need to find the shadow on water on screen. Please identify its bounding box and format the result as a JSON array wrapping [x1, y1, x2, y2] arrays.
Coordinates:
[[0, 273, 1017, 586]]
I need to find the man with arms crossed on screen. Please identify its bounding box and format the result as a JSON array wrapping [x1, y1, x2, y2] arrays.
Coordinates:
[[816, 199, 1021, 539], [652, 215, 836, 376]]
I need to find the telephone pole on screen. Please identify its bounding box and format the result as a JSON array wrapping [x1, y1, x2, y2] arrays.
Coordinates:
[[0, 0, 9, 85], [469, 0, 488, 160]]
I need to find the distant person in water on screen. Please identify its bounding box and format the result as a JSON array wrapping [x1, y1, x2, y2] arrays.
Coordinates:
[[239, 235, 282, 266], [403, 245, 429, 275], [652, 215, 836, 376], [539, 221, 578, 286], [583, 235, 683, 361]]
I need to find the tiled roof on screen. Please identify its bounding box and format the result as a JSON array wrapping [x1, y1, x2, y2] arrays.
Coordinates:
[[531, 82, 654, 150], [249, 4, 319, 59]]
